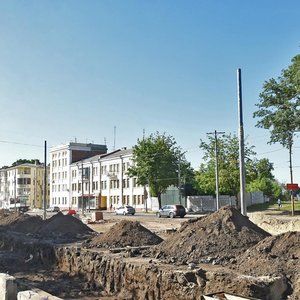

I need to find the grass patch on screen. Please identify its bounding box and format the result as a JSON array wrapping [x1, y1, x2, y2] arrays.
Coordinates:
[[248, 199, 300, 212]]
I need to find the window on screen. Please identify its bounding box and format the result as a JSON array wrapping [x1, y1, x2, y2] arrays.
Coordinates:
[[110, 180, 119, 189], [72, 197, 77, 205], [72, 183, 77, 191], [101, 181, 107, 190], [93, 167, 98, 176], [92, 181, 98, 191], [101, 165, 107, 175], [109, 164, 119, 173]]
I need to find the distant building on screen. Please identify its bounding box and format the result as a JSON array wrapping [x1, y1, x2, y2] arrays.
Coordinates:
[[50, 142, 108, 209], [0, 163, 49, 209], [49, 144, 149, 211]]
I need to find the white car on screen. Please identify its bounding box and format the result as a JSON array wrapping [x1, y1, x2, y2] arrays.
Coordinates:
[[114, 205, 136, 216], [46, 206, 60, 212]]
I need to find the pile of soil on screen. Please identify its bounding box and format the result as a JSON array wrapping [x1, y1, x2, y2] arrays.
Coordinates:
[[155, 206, 270, 265], [0, 212, 94, 241], [38, 212, 94, 240], [232, 231, 300, 298], [0, 212, 43, 234], [86, 220, 163, 248]]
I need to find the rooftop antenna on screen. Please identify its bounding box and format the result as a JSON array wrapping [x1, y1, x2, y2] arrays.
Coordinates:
[[104, 137, 107, 145]]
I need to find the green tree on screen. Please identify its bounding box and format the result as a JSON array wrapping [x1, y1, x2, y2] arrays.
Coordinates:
[[196, 133, 256, 199], [253, 54, 300, 182], [128, 132, 190, 208], [196, 133, 279, 202], [247, 177, 282, 201], [11, 159, 41, 167]]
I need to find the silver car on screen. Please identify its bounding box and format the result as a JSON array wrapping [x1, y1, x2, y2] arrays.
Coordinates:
[[115, 205, 136, 216], [156, 204, 186, 218]]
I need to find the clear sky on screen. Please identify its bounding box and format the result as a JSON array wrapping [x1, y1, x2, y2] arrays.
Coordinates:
[[0, 1, 299, 183]]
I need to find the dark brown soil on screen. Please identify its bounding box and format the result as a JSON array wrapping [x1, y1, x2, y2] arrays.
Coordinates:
[[38, 212, 94, 240], [155, 206, 270, 265], [0, 212, 43, 234], [86, 220, 163, 248], [232, 231, 300, 298], [0, 212, 94, 242], [0, 208, 299, 299]]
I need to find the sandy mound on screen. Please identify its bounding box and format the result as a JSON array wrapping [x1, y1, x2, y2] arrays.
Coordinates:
[[156, 206, 270, 264], [87, 220, 163, 248], [0, 212, 43, 234]]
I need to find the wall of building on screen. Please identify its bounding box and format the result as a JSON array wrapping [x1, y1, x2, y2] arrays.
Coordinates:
[[0, 164, 49, 209]]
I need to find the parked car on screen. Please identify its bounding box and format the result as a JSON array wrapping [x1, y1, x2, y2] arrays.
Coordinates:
[[46, 206, 60, 212], [67, 209, 77, 215], [115, 205, 136, 216], [156, 204, 186, 218]]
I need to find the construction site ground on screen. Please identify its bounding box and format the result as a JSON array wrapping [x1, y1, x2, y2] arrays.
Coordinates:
[[0, 208, 300, 299]]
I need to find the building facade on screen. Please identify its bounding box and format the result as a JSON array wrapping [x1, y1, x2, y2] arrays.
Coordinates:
[[0, 163, 49, 209], [50, 142, 108, 209], [49, 146, 148, 212]]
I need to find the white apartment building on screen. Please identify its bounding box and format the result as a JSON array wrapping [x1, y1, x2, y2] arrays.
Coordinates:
[[50, 145, 149, 211], [50, 142, 108, 209], [0, 163, 49, 209], [69, 148, 148, 211]]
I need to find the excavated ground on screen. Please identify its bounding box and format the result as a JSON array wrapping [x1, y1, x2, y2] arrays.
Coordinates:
[[0, 207, 299, 299]]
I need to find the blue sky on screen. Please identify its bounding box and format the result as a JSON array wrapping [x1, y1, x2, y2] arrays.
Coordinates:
[[0, 1, 299, 183]]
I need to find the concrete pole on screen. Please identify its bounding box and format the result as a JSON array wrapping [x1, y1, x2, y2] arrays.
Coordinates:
[[81, 163, 84, 215], [207, 131, 225, 211], [14, 169, 17, 212], [289, 140, 295, 216], [43, 140, 47, 220], [214, 130, 220, 211], [237, 68, 247, 216]]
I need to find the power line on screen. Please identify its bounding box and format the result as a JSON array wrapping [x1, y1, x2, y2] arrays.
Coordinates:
[[0, 140, 44, 148]]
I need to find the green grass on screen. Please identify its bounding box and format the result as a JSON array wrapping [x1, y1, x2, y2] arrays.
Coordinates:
[[247, 199, 300, 212]]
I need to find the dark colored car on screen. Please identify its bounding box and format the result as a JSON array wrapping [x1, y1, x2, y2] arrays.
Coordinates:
[[156, 204, 186, 218]]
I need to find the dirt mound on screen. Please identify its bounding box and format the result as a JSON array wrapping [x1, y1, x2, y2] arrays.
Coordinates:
[[0, 212, 94, 241], [38, 212, 94, 239], [232, 231, 300, 299], [0, 212, 43, 234], [87, 220, 163, 248], [156, 206, 270, 265]]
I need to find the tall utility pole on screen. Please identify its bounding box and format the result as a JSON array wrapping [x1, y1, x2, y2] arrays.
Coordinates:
[[237, 68, 247, 216], [207, 130, 225, 211], [81, 163, 84, 215], [178, 162, 181, 205], [43, 140, 47, 220], [14, 168, 17, 212]]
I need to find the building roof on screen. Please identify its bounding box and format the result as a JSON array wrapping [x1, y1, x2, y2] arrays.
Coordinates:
[[2, 163, 46, 171], [50, 142, 107, 152], [71, 148, 133, 166]]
